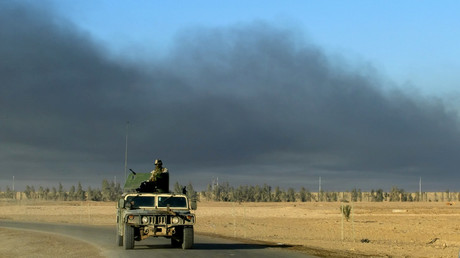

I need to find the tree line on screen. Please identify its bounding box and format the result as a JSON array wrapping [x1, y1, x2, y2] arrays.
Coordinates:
[[0, 180, 197, 202], [199, 182, 460, 203], [0, 179, 122, 201], [1, 180, 458, 203]]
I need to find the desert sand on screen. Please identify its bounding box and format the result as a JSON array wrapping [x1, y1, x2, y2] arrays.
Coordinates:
[[0, 227, 104, 258], [0, 199, 459, 257]]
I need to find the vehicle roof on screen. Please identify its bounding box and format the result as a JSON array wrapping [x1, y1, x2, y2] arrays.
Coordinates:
[[124, 192, 187, 198]]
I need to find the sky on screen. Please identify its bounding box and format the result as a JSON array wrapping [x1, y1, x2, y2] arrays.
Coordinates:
[[1, 1, 460, 192]]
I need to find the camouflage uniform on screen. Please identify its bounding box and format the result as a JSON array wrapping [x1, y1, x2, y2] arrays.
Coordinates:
[[150, 159, 169, 182]]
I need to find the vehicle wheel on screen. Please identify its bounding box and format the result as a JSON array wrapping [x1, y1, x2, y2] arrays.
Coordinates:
[[171, 227, 183, 248], [171, 237, 182, 248], [116, 222, 123, 246], [123, 224, 135, 250], [116, 231, 123, 246], [182, 226, 194, 249]]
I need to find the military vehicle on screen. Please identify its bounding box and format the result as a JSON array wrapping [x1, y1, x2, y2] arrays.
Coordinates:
[[116, 171, 196, 250]]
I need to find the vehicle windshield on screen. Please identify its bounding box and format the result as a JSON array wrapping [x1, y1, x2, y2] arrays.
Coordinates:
[[158, 196, 187, 208], [126, 196, 155, 208]]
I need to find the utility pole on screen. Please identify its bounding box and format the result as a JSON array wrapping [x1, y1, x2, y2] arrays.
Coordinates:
[[419, 177, 422, 202], [12, 176, 15, 200], [319, 176, 322, 202], [124, 121, 129, 184], [319, 176, 321, 192]]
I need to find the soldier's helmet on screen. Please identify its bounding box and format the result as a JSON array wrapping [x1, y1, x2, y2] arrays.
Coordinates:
[[154, 159, 162, 166]]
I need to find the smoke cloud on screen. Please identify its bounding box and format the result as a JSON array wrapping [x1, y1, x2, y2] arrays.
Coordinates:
[[1, 2, 459, 191]]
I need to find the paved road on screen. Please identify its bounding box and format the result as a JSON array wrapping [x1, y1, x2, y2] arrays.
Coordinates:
[[0, 221, 316, 258]]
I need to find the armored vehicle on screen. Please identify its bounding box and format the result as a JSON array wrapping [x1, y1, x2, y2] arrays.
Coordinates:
[[116, 172, 196, 249]]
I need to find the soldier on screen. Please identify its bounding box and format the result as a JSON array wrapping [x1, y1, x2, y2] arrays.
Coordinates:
[[150, 159, 169, 182]]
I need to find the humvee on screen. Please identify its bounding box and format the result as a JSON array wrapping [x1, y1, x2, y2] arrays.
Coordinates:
[[116, 171, 196, 249]]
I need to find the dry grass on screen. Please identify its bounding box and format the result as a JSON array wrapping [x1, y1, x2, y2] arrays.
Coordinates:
[[1, 199, 459, 257]]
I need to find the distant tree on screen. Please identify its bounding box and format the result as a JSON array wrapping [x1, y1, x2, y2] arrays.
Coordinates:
[[87, 186, 92, 201], [174, 182, 183, 194], [414, 191, 420, 202], [205, 184, 213, 201], [88, 187, 102, 201], [253, 185, 262, 202], [286, 188, 296, 202], [358, 189, 362, 202], [44, 187, 50, 200], [186, 182, 198, 202], [101, 179, 111, 201], [38, 186, 45, 200], [76, 182, 85, 201], [5, 186, 14, 199], [273, 186, 281, 202], [389, 187, 403, 202], [351, 188, 358, 202], [69, 185, 76, 201], [407, 193, 413, 202], [371, 189, 384, 202], [51, 187, 57, 200], [31, 186, 36, 199], [280, 189, 288, 202], [24, 185, 33, 199], [319, 190, 325, 202], [300, 187, 307, 202], [113, 182, 122, 200], [262, 184, 272, 202], [446, 190, 451, 202], [212, 183, 221, 201], [221, 182, 232, 202], [328, 192, 338, 202], [234, 185, 244, 202], [58, 183, 66, 201]]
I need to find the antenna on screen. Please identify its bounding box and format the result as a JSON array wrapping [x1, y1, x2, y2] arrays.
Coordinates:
[[124, 121, 129, 184]]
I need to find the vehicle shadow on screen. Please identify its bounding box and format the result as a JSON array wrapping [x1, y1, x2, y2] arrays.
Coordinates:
[[193, 242, 294, 250], [135, 243, 294, 250]]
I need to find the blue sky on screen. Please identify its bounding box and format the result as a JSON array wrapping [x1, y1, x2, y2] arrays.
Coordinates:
[[54, 1, 460, 96]]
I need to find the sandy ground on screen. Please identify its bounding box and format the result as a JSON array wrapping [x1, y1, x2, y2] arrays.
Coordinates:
[[197, 201, 460, 258], [0, 227, 104, 258], [0, 199, 459, 257]]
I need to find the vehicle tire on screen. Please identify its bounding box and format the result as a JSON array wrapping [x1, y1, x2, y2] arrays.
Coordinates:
[[171, 237, 182, 248], [116, 222, 123, 246], [123, 224, 135, 250], [182, 226, 194, 249], [116, 231, 123, 246], [171, 227, 183, 248]]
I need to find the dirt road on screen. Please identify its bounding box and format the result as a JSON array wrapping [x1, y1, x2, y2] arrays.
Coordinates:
[[0, 220, 315, 258]]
